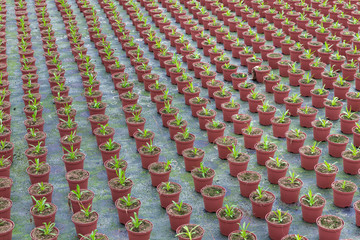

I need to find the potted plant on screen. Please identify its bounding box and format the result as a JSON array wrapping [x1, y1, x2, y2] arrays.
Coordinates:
[[300, 189, 326, 224], [215, 136, 237, 160], [228, 222, 257, 240], [216, 204, 243, 236], [299, 142, 322, 170], [289, 42, 304, 62], [157, 181, 182, 208], [148, 160, 171, 187], [265, 209, 293, 240], [311, 118, 332, 142], [241, 124, 263, 150], [265, 156, 289, 185], [299, 49, 315, 71], [191, 162, 215, 193], [176, 224, 204, 240], [324, 97, 342, 120], [30, 222, 59, 240], [160, 102, 179, 128], [249, 186, 275, 219], [278, 172, 303, 204], [0, 218, 14, 240], [196, 107, 216, 130], [340, 107, 360, 134], [237, 171, 261, 198], [272, 83, 290, 104], [315, 161, 338, 189], [254, 136, 277, 166], [25, 141, 47, 164], [346, 92, 360, 112], [205, 120, 226, 143], [200, 185, 226, 213], [108, 169, 133, 202], [316, 215, 344, 240], [264, 72, 281, 93], [310, 87, 329, 108], [271, 110, 291, 138], [94, 124, 115, 146], [166, 201, 192, 231], [68, 184, 94, 214], [333, 76, 350, 100], [332, 180, 357, 208], [238, 81, 256, 101], [27, 159, 51, 184], [299, 73, 316, 97], [30, 197, 57, 227], [115, 193, 141, 225], [309, 58, 326, 79], [227, 145, 250, 177], [221, 99, 240, 122], [288, 63, 305, 87], [213, 87, 232, 110], [329, 51, 345, 71]]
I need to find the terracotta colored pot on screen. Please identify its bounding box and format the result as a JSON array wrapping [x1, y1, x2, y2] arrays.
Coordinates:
[[72, 211, 98, 238], [300, 195, 326, 223], [254, 143, 277, 166], [327, 134, 349, 158], [242, 128, 263, 150], [0, 219, 14, 240], [115, 197, 141, 225], [138, 146, 161, 169], [205, 122, 226, 143], [201, 185, 226, 212], [299, 147, 322, 170], [271, 118, 291, 138], [265, 211, 292, 240], [332, 181, 357, 208], [311, 121, 332, 142], [227, 153, 250, 177], [166, 202, 192, 231], [216, 206, 242, 236], [265, 160, 289, 185], [237, 171, 261, 198], [68, 189, 94, 213], [279, 177, 303, 204], [31, 203, 57, 227], [125, 218, 153, 240], [191, 168, 215, 193], [249, 191, 275, 219], [157, 182, 182, 208], [354, 200, 360, 227], [316, 215, 344, 240], [176, 224, 204, 240], [315, 163, 338, 189]]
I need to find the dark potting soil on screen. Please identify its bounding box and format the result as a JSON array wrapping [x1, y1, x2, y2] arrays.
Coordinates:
[[267, 160, 288, 169], [167, 203, 191, 216], [273, 117, 290, 124], [26, 147, 46, 156], [0, 220, 12, 233], [228, 153, 249, 163], [230, 232, 256, 240], [0, 128, 10, 136], [223, 102, 240, 109], [134, 131, 154, 139], [139, 146, 161, 155], [32, 204, 56, 216], [0, 197, 10, 210], [108, 178, 132, 190], [233, 114, 251, 121], [28, 164, 50, 175], [328, 134, 348, 143], [25, 118, 45, 126], [215, 136, 236, 146], [73, 211, 98, 223], [298, 107, 317, 114], [286, 130, 306, 139], [25, 131, 45, 140], [89, 114, 108, 122], [314, 120, 332, 128], [333, 180, 356, 192], [123, 105, 141, 112], [266, 211, 292, 224], [116, 197, 140, 210], [183, 87, 200, 94], [32, 227, 58, 239], [192, 168, 215, 178], [54, 96, 72, 103], [256, 142, 276, 151], [69, 190, 94, 201], [183, 148, 204, 158], [99, 142, 121, 152], [251, 191, 275, 203], [160, 108, 177, 115], [66, 169, 89, 181], [347, 92, 360, 99], [342, 150, 360, 160], [197, 110, 215, 117], [318, 216, 343, 229], [190, 97, 207, 105], [168, 120, 186, 127], [218, 207, 242, 220], [299, 78, 316, 84], [213, 91, 231, 98], [285, 97, 302, 104], [94, 127, 114, 136], [64, 152, 85, 163], [316, 164, 337, 173], [106, 159, 126, 169], [279, 177, 302, 188], [174, 133, 195, 142], [83, 233, 108, 239], [158, 182, 180, 194], [62, 135, 81, 144], [282, 235, 306, 240], [0, 177, 11, 188], [238, 172, 260, 182], [29, 183, 52, 195], [300, 146, 321, 156], [301, 195, 325, 207], [84, 91, 102, 97], [258, 105, 275, 112], [202, 186, 224, 197], [341, 113, 360, 121], [126, 220, 152, 233], [274, 85, 290, 92], [0, 142, 12, 151], [88, 102, 106, 109], [244, 128, 262, 136], [206, 123, 225, 130], [149, 162, 170, 173]]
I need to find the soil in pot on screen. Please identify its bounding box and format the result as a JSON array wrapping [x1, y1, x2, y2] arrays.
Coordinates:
[[237, 171, 261, 198], [157, 182, 182, 208], [332, 180, 357, 208], [191, 165, 215, 193], [200, 185, 226, 213], [216, 205, 242, 236], [278, 176, 303, 204], [249, 189, 275, 219]]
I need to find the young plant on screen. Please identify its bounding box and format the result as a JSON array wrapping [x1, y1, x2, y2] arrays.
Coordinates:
[[71, 184, 89, 200], [36, 222, 56, 236], [303, 189, 319, 206], [175, 225, 200, 240], [271, 209, 288, 223]]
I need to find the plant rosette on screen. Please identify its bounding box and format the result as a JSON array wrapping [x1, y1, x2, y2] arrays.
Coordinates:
[[310, 88, 330, 108], [28, 182, 53, 204], [79, 232, 108, 240], [299, 144, 322, 170], [191, 166, 215, 193], [214, 136, 236, 160], [30, 224, 59, 240], [166, 202, 192, 231], [327, 134, 349, 158], [228, 229, 257, 240], [200, 185, 226, 213], [157, 182, 182, 209], [68, 188, 94, 213], [0, 218, 14, 240], [115, 194, 141, 225], [265, 210, 293, 240], [216, 206, 243, 236], [316, 215, 344, 240], [331, 180, 358, 208], [148, 161, 171, 187], [98, 140, 121, 162], [254, 141, 277, 166], [265, 158, 289, 185], [278, 175, 303, 204], [241, 127, 263, 150], [237, 171, 261, 198], [300, 192, 326, 224], [249, 189, 275, 219], [71, 208, 98, 238], [26, 162, 50, 185], [271, 116, 291, 138], [205, 121, 226, 143], [281, 234, 308, 240], [311, 119, 333, 142], [176, 224, 204, 240], [30, 201, 57, 227]]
